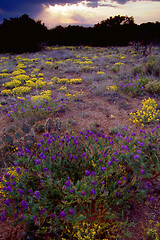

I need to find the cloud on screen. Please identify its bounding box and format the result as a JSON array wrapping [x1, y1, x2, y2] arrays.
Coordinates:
[[0, 0, 159, 14]]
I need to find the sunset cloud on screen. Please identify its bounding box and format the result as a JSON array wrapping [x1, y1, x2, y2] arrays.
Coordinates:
[[0, 0, 159, 26]]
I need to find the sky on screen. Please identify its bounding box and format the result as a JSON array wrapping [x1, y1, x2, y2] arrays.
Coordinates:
[[0, 0, 160, 28]]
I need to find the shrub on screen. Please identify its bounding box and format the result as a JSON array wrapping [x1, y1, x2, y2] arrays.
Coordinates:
[[145, 56, 160, 76], [129, 97, 159, 125], [115, 76, 151, 97], [132, 65, 142, 75], [0, 128, 160, 238], [145, 80, 160, 94]]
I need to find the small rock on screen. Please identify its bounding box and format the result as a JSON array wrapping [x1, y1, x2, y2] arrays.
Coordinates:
[[36, 124, 45, 133], [2, 134, 13, 146], [4, 153, 15, 164], [13, 142, 21, 149], [15, 131, 21, 140], [2, 127, 6, 133], [0, 158, 5, 168], [45, 118, 54, 133], [24, 141, 32, 150], [27, 117, 36, 125], [24, 134, 35, 143], [22, 123, 30, 134]]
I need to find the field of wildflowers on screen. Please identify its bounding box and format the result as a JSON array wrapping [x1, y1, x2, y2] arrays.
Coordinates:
[[0, 45, 160, 239]]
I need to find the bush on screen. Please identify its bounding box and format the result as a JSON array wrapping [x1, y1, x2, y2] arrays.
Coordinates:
[[0, 128, 160, 239], [145, 80, 160, 94], [132, 65, 142, 75], [145, 56, 160, 76]]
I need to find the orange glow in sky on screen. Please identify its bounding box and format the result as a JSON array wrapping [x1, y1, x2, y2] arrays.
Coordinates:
[[35, 0, 160, 28]]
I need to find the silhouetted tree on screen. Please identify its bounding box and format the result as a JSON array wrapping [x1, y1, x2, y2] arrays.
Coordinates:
[[0, 14, 159, 53], [0, 14, 48, 53]]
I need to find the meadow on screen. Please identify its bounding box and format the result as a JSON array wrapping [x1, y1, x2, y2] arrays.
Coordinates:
[[0, 45, 160, 239]]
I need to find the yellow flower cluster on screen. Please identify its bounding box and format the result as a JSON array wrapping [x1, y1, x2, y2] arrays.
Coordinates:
[[37, 73, 44, 77], [16, 63, 26, 69], [59, 86, 67, 91], [4, 79, 22, 88], [65, 90, 83, 99], [130, 97, 159, 125], [92, 55, 98, 59], [65, 58, 73, 62], [114, 62, 124, 66], [26, 80, 36, 88], [147, 221, 160, 240], [31, 90, 51, 102], [56, 78, 70, 84], [0, 73, 10, 78], [54, 60, 63, 64], [35, 79, 47, 88], [97, 71, 105, 75], [73, 89, 84, 97], [73, 221, 101, 240], [73, 59, 93, 65], [11, 74, 30, 82], [0, 57, 9, 61], [2, 69, 8, 72], [12, 86, 31, 95], [70, 78, 82, 84], [106, 85, 118, 91], [1, 89, 12, 96], [12, 69, 26, 75], [81, 66, 95, 71], [31, 68, 40, 74], [120, 56, 126, 59], [15, 56, 40, 62], [45, 61, 53, 66], [51, 77, 82, 84], [0, 166, 23, 197], [65, 92, 72, 99], [46, 57, 53, 61]]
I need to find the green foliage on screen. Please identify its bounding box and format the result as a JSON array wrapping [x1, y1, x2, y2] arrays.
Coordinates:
[[145, 55, 160, 76], [132, 65, 142, 75], [115, 76, 152, 97], [145, 80, 160, 94], [0, 127, 160, 239]]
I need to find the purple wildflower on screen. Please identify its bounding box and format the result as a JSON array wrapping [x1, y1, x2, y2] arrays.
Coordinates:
[[108, 161, 112, 166], [91, 180, 97, 186], [80, 191, 86, 197], [150, 196, 154, 202], [90, 189, 95, 195], [102, 167, 106, 172], [19, 189, 24, 195], [0, 212, 6, 222], [4, 199, 11, 206], [117, 180, 122, 185], [28, 189, 33, 195], [59, 211, 66, 218], [34, 191, 40, 199], [50, 213, 55, 219], [16, 167, 21, 174], [65, 180, 71, 187], [68, 209, 74, 215], [33, 216, 37, 222], [21, 200, 29, 209], [85, 170, 90, 176]]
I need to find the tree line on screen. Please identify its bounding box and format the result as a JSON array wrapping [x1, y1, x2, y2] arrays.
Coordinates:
[[0, 14, 160, 53]]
